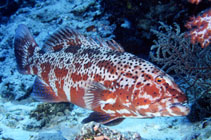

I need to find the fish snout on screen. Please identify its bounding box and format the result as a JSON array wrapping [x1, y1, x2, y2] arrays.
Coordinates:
[[167, 88, 190, 116]]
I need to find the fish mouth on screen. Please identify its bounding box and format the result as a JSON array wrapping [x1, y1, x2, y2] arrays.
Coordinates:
[[169, 102, 190, 116], [158, 102, 190, 116]]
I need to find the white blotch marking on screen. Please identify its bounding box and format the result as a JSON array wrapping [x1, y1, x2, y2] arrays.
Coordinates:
[[165, 76, 174, 87], [49, 70, 58, 96], [166, 107, 175, 116], [179, 105, 189, 115], [173, 98, 180, 104], [123, 102, 131, 107], [103, 109, 115, 114], [157, 105, 163, 112], [140, 92, 153, 100], [145, 112, 161, 117], [136, 104, 149, 110], [29, 66, 33, 74], [116, 109, 131, 114], [99, 98, 116, 105], [99, 98, 117, 114], [161, 98, 169, 104], [63, 82, 71, 101]]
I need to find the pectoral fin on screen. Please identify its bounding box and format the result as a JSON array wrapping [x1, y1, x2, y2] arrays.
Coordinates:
[[83, 81, 111, 109]]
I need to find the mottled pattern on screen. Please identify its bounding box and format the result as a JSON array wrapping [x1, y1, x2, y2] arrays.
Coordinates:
[[14, 25, 190, 125]]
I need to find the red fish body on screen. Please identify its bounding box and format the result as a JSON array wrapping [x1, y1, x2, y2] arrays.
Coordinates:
[[14, 25, 190, 125]]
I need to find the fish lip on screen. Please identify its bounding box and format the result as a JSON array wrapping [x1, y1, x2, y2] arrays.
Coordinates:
[[170, 102, 188, 108], [171, 102, 184, 106]]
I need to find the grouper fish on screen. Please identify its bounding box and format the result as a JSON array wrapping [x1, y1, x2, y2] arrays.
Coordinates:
[[14, 24, 190, 125]]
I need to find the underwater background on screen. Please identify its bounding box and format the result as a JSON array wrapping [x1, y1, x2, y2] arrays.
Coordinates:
[[0, 0, 210, 140]]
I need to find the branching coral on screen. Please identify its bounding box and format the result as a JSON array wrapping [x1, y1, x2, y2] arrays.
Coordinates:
[[150, 22, 211, 101]]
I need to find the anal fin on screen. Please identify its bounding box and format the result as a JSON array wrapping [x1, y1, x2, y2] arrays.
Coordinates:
[[82, 112, 124, 126], [32, 77, 63, 102]]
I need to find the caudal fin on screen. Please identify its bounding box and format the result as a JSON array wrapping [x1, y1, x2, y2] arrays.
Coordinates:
[[14, 24, 39, 74]]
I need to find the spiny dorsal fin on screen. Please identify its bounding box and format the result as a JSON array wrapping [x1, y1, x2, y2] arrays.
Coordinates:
[[42, 27, 124, 53], [106, 39, 125, 52]]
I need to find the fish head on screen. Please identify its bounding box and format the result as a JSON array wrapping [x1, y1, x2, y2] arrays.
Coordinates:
[[134, 68, 190, 118]]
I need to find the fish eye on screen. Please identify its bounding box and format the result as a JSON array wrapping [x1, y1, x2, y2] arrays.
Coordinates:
[[155, 76, 165, 84]]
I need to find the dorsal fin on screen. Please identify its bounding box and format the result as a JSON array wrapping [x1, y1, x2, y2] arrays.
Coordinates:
[[106, 39, 125, 52], [42, 27, 124, 53]]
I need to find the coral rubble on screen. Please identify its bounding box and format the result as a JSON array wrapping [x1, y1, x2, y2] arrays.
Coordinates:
[[75, 122, 141, 140]]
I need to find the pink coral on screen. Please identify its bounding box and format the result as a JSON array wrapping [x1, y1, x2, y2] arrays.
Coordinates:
[[185, 9, 211, 48]]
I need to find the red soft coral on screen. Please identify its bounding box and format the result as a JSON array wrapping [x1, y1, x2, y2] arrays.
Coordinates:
[[185, 9, 211, 48]]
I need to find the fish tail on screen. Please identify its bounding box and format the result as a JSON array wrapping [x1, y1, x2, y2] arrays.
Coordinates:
[[14, 24, 39, 74]]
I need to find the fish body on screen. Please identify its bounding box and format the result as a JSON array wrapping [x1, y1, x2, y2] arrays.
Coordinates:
[[14, 24, 190, 125]]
